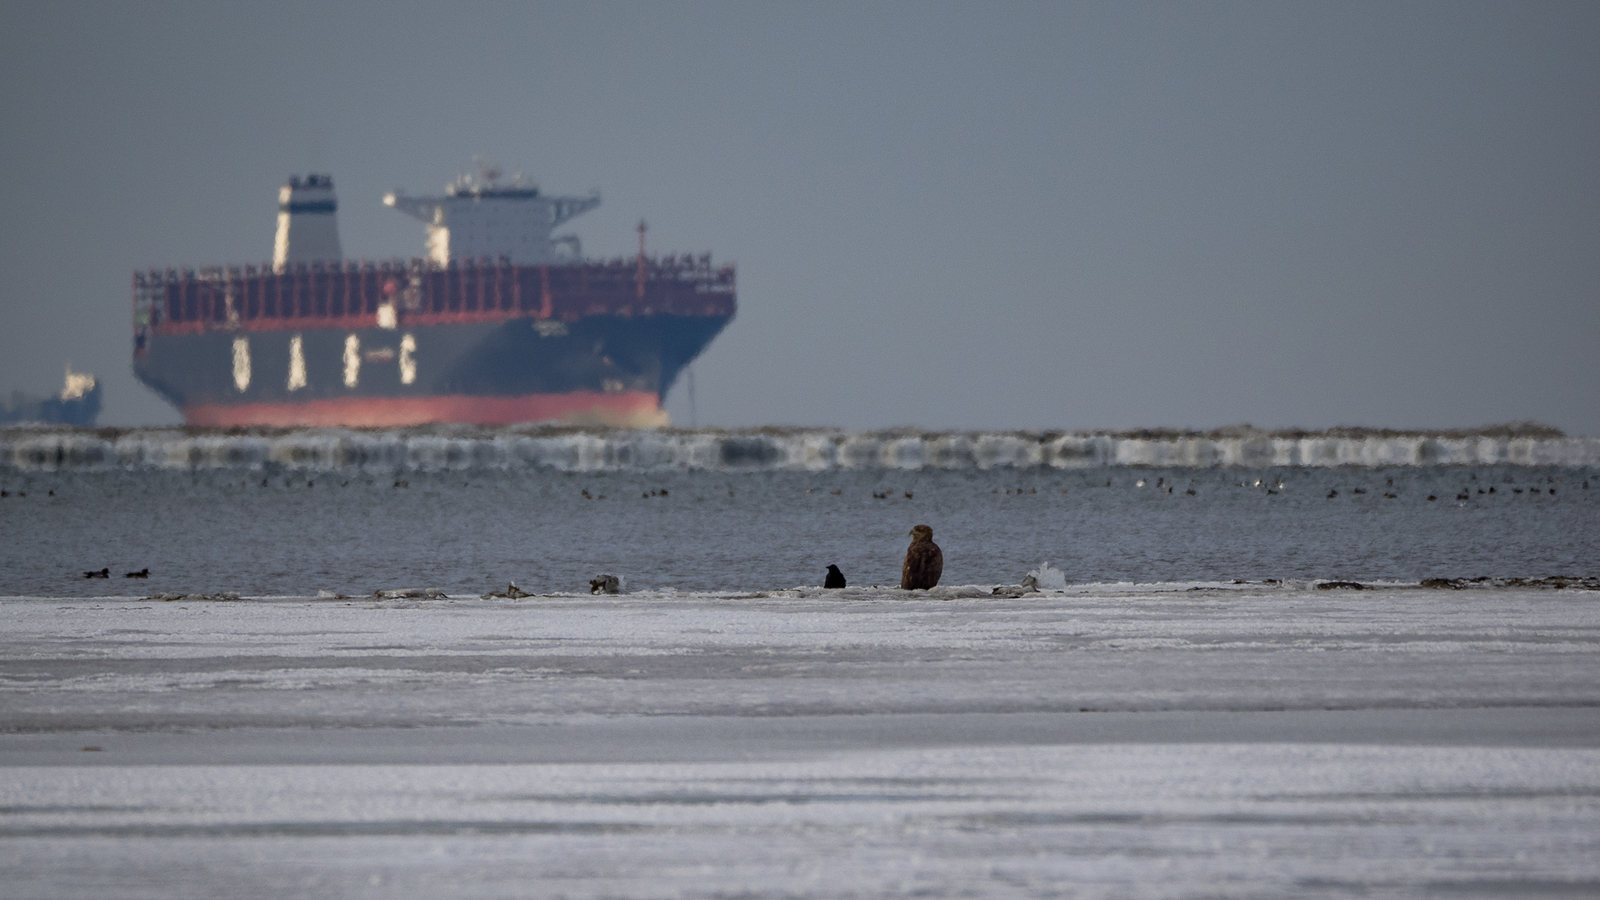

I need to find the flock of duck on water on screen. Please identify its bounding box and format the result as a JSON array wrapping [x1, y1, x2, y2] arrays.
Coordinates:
[[66, 472, 1587, 593]]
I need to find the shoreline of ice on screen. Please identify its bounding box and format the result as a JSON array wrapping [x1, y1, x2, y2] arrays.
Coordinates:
[[4, 425, 1598, 472], [13, 574, 1595, 605]]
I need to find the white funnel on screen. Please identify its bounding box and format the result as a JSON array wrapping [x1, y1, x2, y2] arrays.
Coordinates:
[[273, 174, 342, 271]]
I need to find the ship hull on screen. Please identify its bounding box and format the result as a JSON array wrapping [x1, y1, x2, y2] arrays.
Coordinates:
[[1, 385, 102, 427], [134, 313, 731, 427], [132, 254, 736, 428]]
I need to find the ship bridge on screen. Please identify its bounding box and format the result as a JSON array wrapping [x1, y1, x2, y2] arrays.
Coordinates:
[[384, 171, 599, 267]]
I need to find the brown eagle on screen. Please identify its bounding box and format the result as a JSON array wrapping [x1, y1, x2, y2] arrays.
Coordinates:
[[901, 524, 943, 590]]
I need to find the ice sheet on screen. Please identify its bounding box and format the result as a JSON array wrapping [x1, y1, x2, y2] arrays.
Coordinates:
[[4, 744, 1599, 899], [2, 585, 1598, 896]]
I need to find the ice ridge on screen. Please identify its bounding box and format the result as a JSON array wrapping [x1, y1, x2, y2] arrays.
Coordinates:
[[3, 427, 1597, 472]]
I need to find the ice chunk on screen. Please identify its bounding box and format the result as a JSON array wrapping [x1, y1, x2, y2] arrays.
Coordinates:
[[1021, 562, 1067, 592], [372, 587, 448, 600]]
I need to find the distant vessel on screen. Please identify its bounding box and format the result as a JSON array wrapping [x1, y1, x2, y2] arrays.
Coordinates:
[[1, 366, 101, 427], [132, 170, 735, 427]]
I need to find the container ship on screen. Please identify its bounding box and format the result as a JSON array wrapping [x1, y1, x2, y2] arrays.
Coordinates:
[[1, 367, 101, 427], [132, 171, 735, 427]]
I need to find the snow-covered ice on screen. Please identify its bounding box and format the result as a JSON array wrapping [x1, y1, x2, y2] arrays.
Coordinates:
[[1, 584, 1597, 897]]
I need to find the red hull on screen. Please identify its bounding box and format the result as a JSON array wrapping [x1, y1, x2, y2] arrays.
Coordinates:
[[182, 391, 667, 428]]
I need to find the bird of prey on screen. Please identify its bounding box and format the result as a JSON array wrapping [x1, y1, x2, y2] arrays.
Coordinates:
[[824, 564, 847, 588], [901, 525, 943, 590]]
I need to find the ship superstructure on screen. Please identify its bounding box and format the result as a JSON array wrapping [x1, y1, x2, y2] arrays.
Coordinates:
[[132, 171, 734, 427], [384, 171, 599, 266]]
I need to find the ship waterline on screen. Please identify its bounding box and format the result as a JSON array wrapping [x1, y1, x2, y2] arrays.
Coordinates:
[[180, 391, 667, 428]]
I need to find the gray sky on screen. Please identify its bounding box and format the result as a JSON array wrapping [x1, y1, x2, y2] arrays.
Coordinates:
[[3, 1, 1596, 433]]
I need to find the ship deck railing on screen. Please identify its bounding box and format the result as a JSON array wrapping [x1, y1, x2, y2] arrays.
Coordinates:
[[133, 255, 735, 340]]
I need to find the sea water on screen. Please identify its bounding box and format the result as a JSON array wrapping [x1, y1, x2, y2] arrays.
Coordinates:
[[0, 463, 1594, 598]]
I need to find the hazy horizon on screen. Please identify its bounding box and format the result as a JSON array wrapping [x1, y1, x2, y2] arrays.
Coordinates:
[[3, 1, 1596, 434]]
